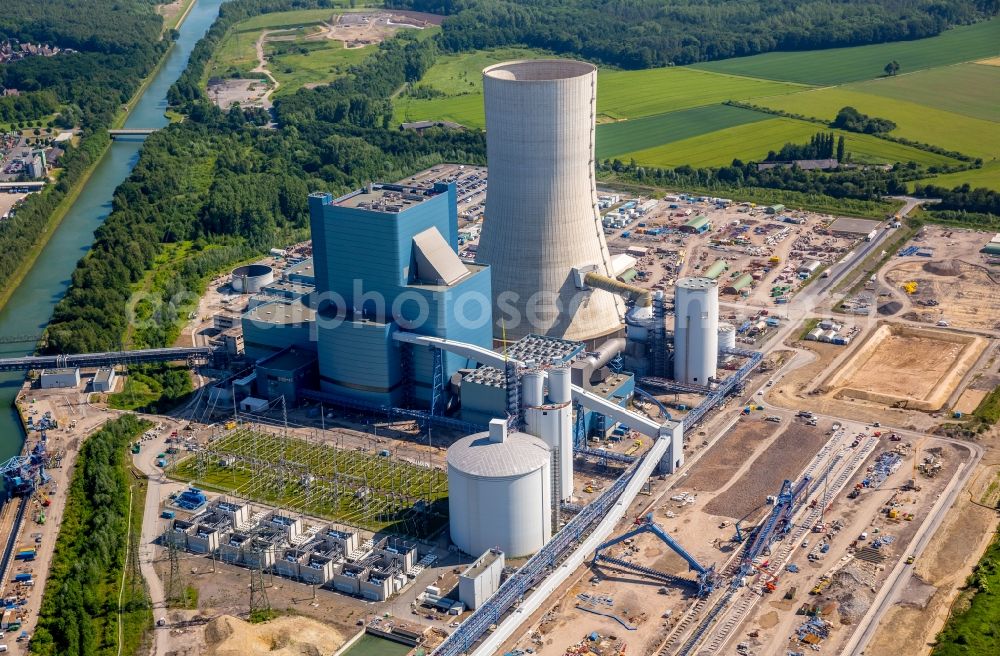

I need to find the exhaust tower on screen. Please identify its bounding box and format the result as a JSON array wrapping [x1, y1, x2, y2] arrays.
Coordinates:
[[476, 60, 624, 345]]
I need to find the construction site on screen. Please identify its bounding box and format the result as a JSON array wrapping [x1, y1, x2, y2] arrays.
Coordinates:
[[0, 57, 995, 656]]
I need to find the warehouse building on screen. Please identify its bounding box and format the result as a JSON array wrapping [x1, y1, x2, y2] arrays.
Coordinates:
[[459, 549, 505, 610], [39, 367, 80, 389], [91, 367, 117, 392], [681, 215, 711, 234]]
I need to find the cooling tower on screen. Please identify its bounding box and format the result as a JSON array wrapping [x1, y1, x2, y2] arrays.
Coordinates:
[[477, 60, 624, 344], [673, 277, 720, 385]]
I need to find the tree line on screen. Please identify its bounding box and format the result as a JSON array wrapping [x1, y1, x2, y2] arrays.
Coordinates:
[[0, 0, 170, 308], [387, 0, 997, 69], [30, 414, 152, 656], [765, 133, 844, 162]]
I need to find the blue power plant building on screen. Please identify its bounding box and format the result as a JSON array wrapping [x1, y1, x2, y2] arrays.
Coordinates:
[[297, 181, 492, 408]]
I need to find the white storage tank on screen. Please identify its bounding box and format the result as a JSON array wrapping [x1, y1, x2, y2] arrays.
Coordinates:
[[673, 277, 720, 385], [717, 322, 736, 352], [521, 370, 544, 407], [448, 419, 552, 557], [231, 264, 274, 293]]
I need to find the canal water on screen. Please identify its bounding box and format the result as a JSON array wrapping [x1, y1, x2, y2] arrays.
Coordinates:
[[0, 0, 226, 462]]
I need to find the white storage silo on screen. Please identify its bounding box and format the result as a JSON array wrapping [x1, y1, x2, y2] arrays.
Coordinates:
[[673, 277, 720, 385], [717, 322, 737, 352], [476, 60, 624, 343], [448, 419, 552, 557], [521, 370, 545, 407], [524, 365, 574, 501]]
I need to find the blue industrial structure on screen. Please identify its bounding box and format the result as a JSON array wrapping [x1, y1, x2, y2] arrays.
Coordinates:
[[1, 439, 47, 496], [736, 477, 811, 583], [307, 184, 493, 408], [593, 513, 717, 595]]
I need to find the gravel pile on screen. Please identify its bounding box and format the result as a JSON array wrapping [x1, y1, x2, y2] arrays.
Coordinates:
[[923, 260, 962, 276], [877, 301, 902, 316]]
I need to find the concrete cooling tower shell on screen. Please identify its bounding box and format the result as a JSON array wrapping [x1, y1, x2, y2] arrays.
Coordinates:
[[477, 60, 624, 344], [673, 277, 720, 385], [447, 425, 552, 557]]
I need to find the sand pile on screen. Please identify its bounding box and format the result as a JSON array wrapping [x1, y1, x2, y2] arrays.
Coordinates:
[[923, 260, 962, 276], [877, 301, 902, 316], [204, 615, 346, 656]]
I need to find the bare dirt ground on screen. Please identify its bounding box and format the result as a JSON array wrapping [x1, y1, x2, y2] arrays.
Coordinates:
[[704, 421, 829, 520], [865, 453, 1000, 656], [154, 557, 365, 655], [885, 258, 1000, 332], [207, 79, 269, 110], [830, 326, 976, 402], [308, 11, 437, 48], [683, 419, 775, 493], [0, 191, 28, 219]]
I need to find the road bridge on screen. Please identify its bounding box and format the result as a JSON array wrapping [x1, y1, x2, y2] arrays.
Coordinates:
[[108, 128, 158, 137]]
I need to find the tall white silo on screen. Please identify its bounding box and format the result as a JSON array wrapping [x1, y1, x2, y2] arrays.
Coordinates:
[[673, 277, 720, 385], [447, 419, 552, 557], [523, 365, 574, 501], [476, 60, 624, 344]]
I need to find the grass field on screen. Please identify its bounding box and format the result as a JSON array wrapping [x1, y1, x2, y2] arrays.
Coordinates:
[[170, 428, 448, 536], [394, 52, 808, 128], [852, 63, 1000, 123], [596, 104, 772, 159], [913, 162, 1000, 191], [267, 38, 376, 96], [206, 6, 351, 81], [755, 87, 1000, 160], [692, 19, 1000, 85], [621, 117, 958, 169], [932, 528, 1000, 656]]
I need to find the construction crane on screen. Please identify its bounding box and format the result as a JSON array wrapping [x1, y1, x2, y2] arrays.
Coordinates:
[[593, 513, 718, 596]]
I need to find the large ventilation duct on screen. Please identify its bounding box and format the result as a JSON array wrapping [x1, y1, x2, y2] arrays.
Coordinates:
[[476, 60, 624, 344]]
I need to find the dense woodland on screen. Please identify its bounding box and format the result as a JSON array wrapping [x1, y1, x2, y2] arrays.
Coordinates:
[[388, 0, 999, 69], [0, 0, 168, 306], [30, 414, 152, 656], [46, 26, 484, 354], [765, 133, 843, 162]]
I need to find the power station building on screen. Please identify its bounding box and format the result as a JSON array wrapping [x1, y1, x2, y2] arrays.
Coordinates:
[[476, 60, 624, 345], [308, 183, 493, 406]]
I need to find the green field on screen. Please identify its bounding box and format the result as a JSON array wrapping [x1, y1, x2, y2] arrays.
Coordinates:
[[622, 117, 957, 169], [692, 19, 1000, 86], [912, 162, 1000, 191], [206, 6, 354, 81], [267, 38, 376, 96], [755, 87, 1000, 160], [394, 52, 808, 128], [596, 105, 772, 160], [852, 63, 1000, 123], [170, 428, 448, 536]]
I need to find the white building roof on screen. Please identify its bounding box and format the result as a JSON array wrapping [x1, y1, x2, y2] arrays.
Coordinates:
[[447, 431, 549, 478]]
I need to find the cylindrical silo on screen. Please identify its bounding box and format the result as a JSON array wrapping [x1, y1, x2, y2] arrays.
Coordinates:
[[717, 322, 736, 352], [476, 60, 624, 344], [548, 366, 571, 404], [673, 277, 719, 385], [447, 420, 552, 557], [521, 370, 544, 407], [231, 264, 274, 294]]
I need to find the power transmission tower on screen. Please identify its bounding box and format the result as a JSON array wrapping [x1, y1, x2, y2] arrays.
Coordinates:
[[248, 545, 270, 619], [128, 529, 143, 599], [166, 540, 182, 606]]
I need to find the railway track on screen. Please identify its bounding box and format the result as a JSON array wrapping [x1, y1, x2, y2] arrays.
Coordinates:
[[668, 428, 883, 656]]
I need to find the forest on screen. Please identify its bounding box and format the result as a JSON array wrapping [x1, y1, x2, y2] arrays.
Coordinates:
[[0, 0, 169, 308], [30, 414, 153, 656], [45, 27, 485, 355], [387, 0, 999, 69]]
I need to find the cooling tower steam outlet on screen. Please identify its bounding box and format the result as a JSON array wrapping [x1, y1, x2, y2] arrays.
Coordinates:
[[673, 277, 720, 385], [476, 60, 624, 344]]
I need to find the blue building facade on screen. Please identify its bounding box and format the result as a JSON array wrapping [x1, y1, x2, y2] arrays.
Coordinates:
[[308, 182, 492, 406]]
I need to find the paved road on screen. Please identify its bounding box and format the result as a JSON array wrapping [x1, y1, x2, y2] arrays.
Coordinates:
[[133, 419, 188, 656]]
